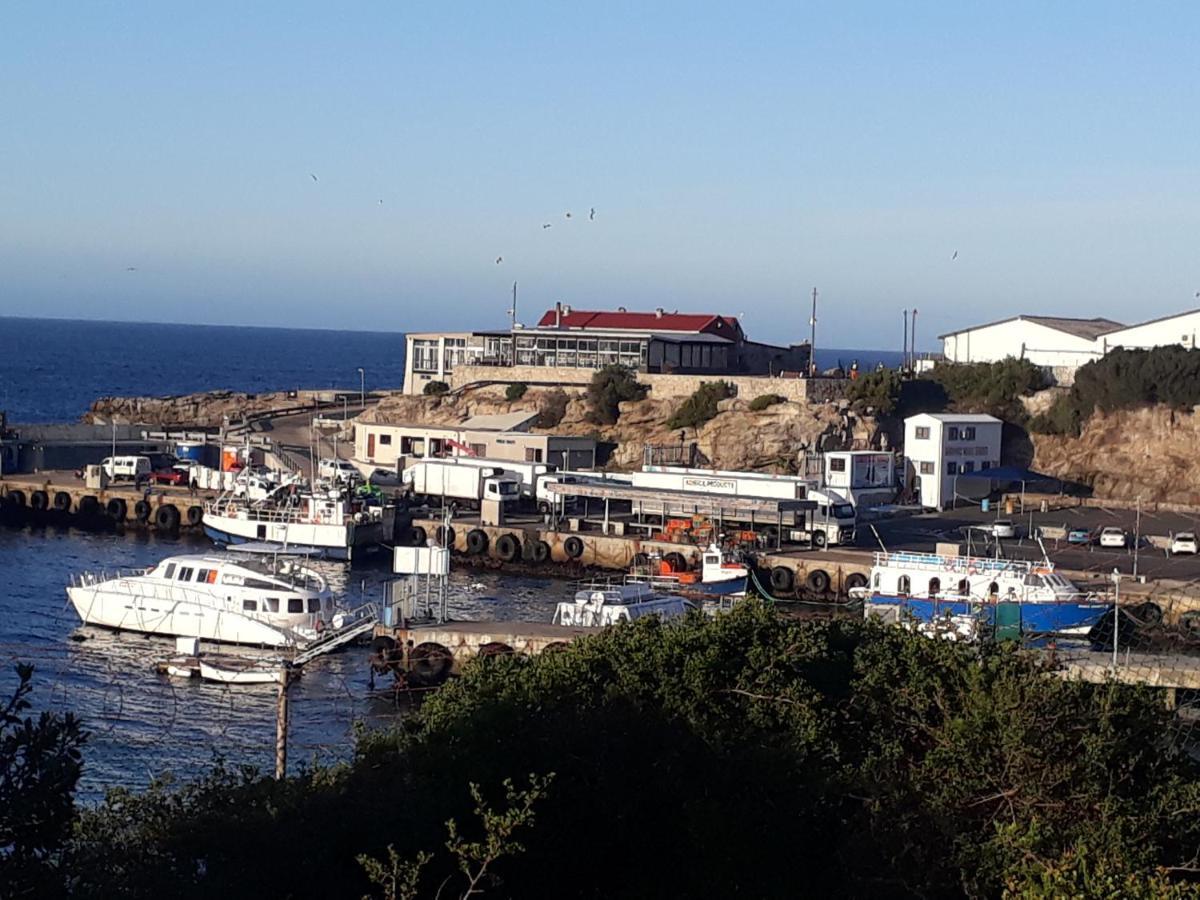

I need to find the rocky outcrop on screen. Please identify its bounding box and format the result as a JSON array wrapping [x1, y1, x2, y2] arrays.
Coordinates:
[[1032, 406, 1200, 504], [363, 385, 879, 472], [84, 391, 324, 427]]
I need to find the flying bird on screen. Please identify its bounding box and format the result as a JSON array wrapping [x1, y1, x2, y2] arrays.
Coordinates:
[[542, 223, 552, 229], [495, 256, 503, 264], [589, 207, 595, 220], [125, 266, 137, 271], [951, 250, 958, 260], [310, 173, 319, 182], [565, 211, 572, 219]]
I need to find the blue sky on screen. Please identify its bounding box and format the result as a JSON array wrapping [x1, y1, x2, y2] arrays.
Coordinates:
[[1, 2, 1198, 348]]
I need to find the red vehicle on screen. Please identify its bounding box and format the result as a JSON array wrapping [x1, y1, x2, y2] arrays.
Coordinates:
[[152, 466, 189, 486]]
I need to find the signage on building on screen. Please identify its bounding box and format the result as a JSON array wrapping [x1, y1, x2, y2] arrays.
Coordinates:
[[682, 476, 737, 494]]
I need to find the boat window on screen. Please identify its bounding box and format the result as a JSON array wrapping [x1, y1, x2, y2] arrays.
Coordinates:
[[898, 575, 911, 595], [242, 599, 257, 611], [1024, 574, 1043, 587], [265, 598, 279, 612], [178, 567, 194, 581], [958, 578, 969, 595], [873, 572, 881, 589], [288, 598, 304, 613], [988, 581, 999, 596], [928, 577, 940, 597], [704, 555, 719, 565], [307, 598, 321, 613], [196, 569, 210, 582], [164, 563, 176, 579], [222, 574, 245, 586]]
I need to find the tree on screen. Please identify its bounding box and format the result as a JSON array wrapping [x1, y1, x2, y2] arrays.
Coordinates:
[[584, 365, 647, 425], [534, 388, 569, 429], [0, 664, 87, 897], [504, 383, 527, 402], [848, 368, 903, 415], [748, 393, 785, 411], [665, 381, 735, 429], [423, 381, 450, 396]]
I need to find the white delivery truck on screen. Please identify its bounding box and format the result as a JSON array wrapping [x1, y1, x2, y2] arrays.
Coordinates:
[[402, 461, 521, 509], [101, 456, 153, 482], [433, 456, 579, 513], [634, 465, 856, 546]]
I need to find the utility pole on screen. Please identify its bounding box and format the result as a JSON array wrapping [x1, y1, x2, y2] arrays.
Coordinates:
[[902, 310, 909, 372], [809, 287, 818, 375], [1133, 498, 1142, 579], [911, 308, 919, 370], [1111, 569, 1120, 672], [357, 367, 365, 410], [510, 281, 518, 332]]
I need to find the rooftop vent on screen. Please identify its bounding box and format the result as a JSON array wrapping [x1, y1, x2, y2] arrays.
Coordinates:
[[655, 308, 664, 318]]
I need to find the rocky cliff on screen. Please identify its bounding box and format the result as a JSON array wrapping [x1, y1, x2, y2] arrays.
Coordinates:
[[362, 385, 879, 472], [85, 391, 332, 427], [1032, 405, 1200, 504]]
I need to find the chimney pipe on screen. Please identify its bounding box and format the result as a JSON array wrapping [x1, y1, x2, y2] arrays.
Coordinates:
[[555, 301, 561, 328]]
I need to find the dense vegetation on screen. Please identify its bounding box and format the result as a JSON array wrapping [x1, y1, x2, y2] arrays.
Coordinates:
[[422, 380, 450, 396], [11, 606, 1200, 898], [584, 365, 647, 425], [503, 383, 527, 401], [1031, 346, 1200, 436], [665, 380, 735, 429], [849, 359, 1046, 423], [534, 388, 569, 429], [748, 392, 786, 411]]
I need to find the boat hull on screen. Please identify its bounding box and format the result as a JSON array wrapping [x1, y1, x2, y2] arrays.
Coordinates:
[[866, 595, 1112, 636], [202, 508, 393, 562], [67, 584, 295, 647]]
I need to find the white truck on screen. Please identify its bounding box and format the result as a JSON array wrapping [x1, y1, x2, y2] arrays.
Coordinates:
[[431, 456, 577, 513], [634, 465, 856, 546], [402, 460, 521, 509]]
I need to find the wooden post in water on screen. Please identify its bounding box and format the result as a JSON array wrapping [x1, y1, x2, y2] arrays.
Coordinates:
[[275, 668, 290, 780]]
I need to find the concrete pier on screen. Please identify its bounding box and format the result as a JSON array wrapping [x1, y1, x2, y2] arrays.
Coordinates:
[[0, 471, 212, 530]]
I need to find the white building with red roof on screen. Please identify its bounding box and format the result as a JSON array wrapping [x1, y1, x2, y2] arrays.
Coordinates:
[[403, 303, 811, 394]]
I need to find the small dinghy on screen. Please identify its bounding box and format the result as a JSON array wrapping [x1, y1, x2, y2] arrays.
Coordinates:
[[199, 656, 292, 685]]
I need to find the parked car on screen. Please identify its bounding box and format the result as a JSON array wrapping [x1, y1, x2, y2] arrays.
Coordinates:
[[991, 519, 1017, 539], [1099, 526, 1128, 548], [365, 467, 404, 488], [1170, 532, 1199, 555], [1066, 526, 1093, 545], [101, 455, 152, 482], [152, 466, 188, 485], [318, 457, 361, 485]]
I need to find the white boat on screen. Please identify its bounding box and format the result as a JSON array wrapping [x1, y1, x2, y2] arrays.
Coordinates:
[[198, 657, 292, 685], [628, 544, 749, 599], [202, 488, 395, 561], [857, 550, 1112, 640], [552, 581, 696, 627], [67, 553, 343, 648]]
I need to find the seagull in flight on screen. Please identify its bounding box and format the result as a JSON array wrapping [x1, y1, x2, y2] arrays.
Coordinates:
[[589, 207, 595, 220], [542, 223, 552, 229], [495, 256, 503, 264], [565, 211, 572, 219], [951, 250, 958, 260], [310, 173, 319, 182], [125, 266, 137, 272]]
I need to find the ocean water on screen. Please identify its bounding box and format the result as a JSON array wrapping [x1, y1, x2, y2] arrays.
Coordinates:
[[0, 317, 408, 423]]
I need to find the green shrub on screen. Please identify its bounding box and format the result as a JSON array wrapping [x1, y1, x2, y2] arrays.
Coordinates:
[[504, 383, 528, 402], [924, 357, 1047, 422], [535, 388, 569, 429], [422, 381, 450, 396], [748, 393, 785, 411], [1030, 346, 1200, 436], [585, 365, 647, 425], [666, 381, 736, 430], [848, 369, 903, 415]]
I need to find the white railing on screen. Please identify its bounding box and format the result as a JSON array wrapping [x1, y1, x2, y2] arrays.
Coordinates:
[[874, 551, 1029, 576]]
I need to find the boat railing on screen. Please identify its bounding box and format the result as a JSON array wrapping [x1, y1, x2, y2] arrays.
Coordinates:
[[874, 550, 1030, 576], [570, 576, 668, 601]]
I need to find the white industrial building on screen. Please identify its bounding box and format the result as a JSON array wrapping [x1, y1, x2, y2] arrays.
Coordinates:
[[903, 413, 1002, 510], [939, 306, 1200, 382], [822, 450, 897, 508]]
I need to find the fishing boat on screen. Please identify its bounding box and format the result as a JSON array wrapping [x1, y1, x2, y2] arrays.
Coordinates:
[[68, 552, 352, 648], [202, 487, 395, 561], [552, 580, 696, 627], [627, 544, 749, 599], [855, 550, 1112, 640]]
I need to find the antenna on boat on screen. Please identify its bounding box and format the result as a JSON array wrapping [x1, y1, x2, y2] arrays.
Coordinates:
[[870, 524, 888, 554]]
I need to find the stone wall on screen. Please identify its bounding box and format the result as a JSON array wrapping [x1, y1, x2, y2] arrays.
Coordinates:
[[449, 364, 847, 404]]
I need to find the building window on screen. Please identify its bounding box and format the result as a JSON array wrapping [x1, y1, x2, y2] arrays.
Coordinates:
[[412, 339, 439, 372], [980, 461, 990, 471], [962, 427, 976, 440], [525, 447, 543, 463], [469, 443, 487, 456], [947, 426, 959, 440], [915, 426, 930, 439], [962, 461, 974, 473], [919, 462, 935, 475], [947, 461, 958, 475], [379, 434, 392, 446], [829, 458, 846, 472]]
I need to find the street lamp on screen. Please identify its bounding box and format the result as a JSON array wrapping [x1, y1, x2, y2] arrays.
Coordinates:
[[357, 368, 365, 409]]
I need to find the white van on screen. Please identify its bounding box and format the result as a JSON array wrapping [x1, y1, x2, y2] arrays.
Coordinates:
[[318, 458, 361, 485], [101, 456, 152, 482]]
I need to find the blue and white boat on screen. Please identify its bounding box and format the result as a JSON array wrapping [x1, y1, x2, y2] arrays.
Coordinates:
[[855, 550, 1112, 640]]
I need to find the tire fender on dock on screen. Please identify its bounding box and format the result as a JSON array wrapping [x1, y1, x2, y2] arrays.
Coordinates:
[[134, 500, 152, 522], [78, 495, 100, 517], [106, 498, 127, 521], [53, 491, 72, 512], [6, 490, 26, 508], [408, 525, 428, 547], [466, 529, 489, 555], [155, 504, 180, 531], [531, 540, 551, 564], [436, 524, 456, 549], [30, 490, 49, 511], [806, 569, 831, 594], [769, 565, 794, 594], [186, 505, 203, 527], [495, 533, 521, 562], [564, 536, 585, 559]]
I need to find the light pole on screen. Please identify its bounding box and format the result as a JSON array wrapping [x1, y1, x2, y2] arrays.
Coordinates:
[[1111, 568, 1121, 671], [357, 368, 365, 409]]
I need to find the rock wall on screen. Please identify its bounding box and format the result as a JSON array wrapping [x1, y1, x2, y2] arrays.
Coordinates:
[[84, 389, 345, 428], [1032, 405, 1200, 504], [363, 385, 879, 472]]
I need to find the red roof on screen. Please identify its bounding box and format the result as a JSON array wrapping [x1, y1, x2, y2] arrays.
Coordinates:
[[534, 308, 741, 338]]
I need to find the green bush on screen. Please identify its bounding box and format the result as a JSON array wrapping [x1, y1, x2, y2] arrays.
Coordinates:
[[422, 381, 449, 396], [848, 369, 903, 415], [748, 393, 785, 411], [57, 607, 1200, 899], [585, 365, 647, 425], [1030, 346, 1200, 436], [504, 383, 528, 402], [924, 357, 1047, 422], [666, 381, 735, 430], [535, 388, 569, 429]]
